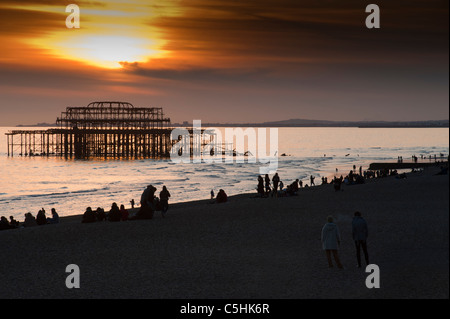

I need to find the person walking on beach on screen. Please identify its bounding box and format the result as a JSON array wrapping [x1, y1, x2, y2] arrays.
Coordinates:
[[272, 173, 280, 197], [310, 175, 315, 186], [257, 175, 265, 197], [321, 216, 343, 269], [352, 211, 369, 268], [264, 174, 271, 195], [160, 186, 171, 217]]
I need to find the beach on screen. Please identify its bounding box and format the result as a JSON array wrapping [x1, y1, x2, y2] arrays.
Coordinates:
[[0, 166, 448, 299]]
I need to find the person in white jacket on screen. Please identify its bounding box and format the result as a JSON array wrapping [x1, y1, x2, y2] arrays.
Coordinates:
[[321, 216, 344, 268]]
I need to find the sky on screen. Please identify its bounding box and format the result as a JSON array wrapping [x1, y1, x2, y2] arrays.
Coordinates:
[[0, 0, 448, 126]]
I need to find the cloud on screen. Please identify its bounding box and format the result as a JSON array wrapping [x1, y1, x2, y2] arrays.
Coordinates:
[[0, 8, 63, 36], [119, 61, 272, 83], [150, 0, 448, 64]]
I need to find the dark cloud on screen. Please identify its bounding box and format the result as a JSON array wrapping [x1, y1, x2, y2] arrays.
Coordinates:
[[0, 8, 63, 35], [0, 1, 105, 6], [119, 62, 272, 83], [151, 0, 448, 62]]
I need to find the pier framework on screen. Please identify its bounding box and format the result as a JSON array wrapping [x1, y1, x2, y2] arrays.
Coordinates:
[[6, 102, 174, 159]]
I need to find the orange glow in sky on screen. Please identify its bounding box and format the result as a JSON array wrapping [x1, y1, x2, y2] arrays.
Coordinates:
[[5, 1, 177, 69], [0, 0, 448, 126]]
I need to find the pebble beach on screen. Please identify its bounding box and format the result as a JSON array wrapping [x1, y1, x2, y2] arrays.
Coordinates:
[[0, 166, 448, 299]]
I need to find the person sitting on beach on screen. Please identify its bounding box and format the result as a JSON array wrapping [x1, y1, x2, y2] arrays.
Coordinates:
[[96, 207, 106, 221], [159, 186, 171, 217], [141, 185, 157, 210], [333, 177, 343, 191], [9, 216, 20, 228], [133, 186, 157, 220], [82, 207, 97, 223], [23, 212, 37, 227], [36, 209, 47, 226], [216, 189, 228, 203], [47, 208, 60, 224], [108, 203, 121, 222], [0, 216, 11, 231], [133, 204, 154, 220], [292, 179, 299, 192], [120, 204, 129, 221]]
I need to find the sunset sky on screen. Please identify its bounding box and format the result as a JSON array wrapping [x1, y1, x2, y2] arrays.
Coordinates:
[[0, 0, 448, 126]]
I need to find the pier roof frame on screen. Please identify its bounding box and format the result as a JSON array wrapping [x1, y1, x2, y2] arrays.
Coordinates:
[[56, 101, 171, 130]]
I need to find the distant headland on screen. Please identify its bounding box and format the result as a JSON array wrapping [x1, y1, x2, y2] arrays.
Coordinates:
[[171, 119, 449, 128], [15, 122, 57, 127]]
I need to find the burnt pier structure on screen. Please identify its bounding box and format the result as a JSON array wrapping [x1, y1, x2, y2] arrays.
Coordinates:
[[6, 102, 175, 159]]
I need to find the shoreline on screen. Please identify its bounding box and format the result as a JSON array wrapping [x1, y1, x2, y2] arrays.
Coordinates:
[[8, 162, 448, 225]]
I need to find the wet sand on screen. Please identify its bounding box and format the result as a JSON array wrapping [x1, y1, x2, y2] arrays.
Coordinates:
[[0, 167, 448, 299]]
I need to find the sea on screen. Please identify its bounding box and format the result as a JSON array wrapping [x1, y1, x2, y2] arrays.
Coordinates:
[[0, 126, 448, 221]]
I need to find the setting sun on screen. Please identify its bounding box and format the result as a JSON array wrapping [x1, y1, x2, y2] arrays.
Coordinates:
[[53, 35, 160, 69], [8, 1, 173, 69]]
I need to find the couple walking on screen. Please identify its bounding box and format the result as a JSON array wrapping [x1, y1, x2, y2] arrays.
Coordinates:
[[321, 212, 370, 269]]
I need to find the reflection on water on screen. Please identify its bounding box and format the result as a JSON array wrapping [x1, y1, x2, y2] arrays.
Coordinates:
[[0, 127, 448, 220]]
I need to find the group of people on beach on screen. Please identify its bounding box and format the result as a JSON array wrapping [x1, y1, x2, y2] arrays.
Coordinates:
[[257, 173, 304, 198], [321, 212, 370, 269], [82, 185, 172, 223], [256, 169, 366, 198], [82, 204, 128, 223], [0, 208, 60, 230], [255, 162, 425, 198]]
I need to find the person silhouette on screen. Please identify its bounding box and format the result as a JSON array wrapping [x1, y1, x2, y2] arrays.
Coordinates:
[[321, 216, 343, 269], [352, 211, 369, 268], [160, 186, 171, 217]]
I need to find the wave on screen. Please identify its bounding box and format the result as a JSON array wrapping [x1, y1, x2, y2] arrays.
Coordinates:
[[5, 186, 111, 202]]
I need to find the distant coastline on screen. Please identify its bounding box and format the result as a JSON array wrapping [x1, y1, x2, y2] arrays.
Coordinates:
[[9, 119, 450, 128], [172, 119, 450, 128], [15, 123, 57, 128]]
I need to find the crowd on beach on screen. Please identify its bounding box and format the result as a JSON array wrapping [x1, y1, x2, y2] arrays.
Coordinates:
[[0, 208, 60, 230], [81, 185, 172, 223], [2, 154, 448, 232], [253, 164, 408, 199]]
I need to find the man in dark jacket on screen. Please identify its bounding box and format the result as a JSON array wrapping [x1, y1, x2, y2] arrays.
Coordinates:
[[352, 211, 369, 268]]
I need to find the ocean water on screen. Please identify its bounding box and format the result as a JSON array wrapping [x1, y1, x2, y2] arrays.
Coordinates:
[[0, 127, 448, 221]]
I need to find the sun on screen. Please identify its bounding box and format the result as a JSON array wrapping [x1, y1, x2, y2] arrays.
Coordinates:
[[26, 32, 163, 69], [13, 1, 178, 69], [56, 35, 160, 69]]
